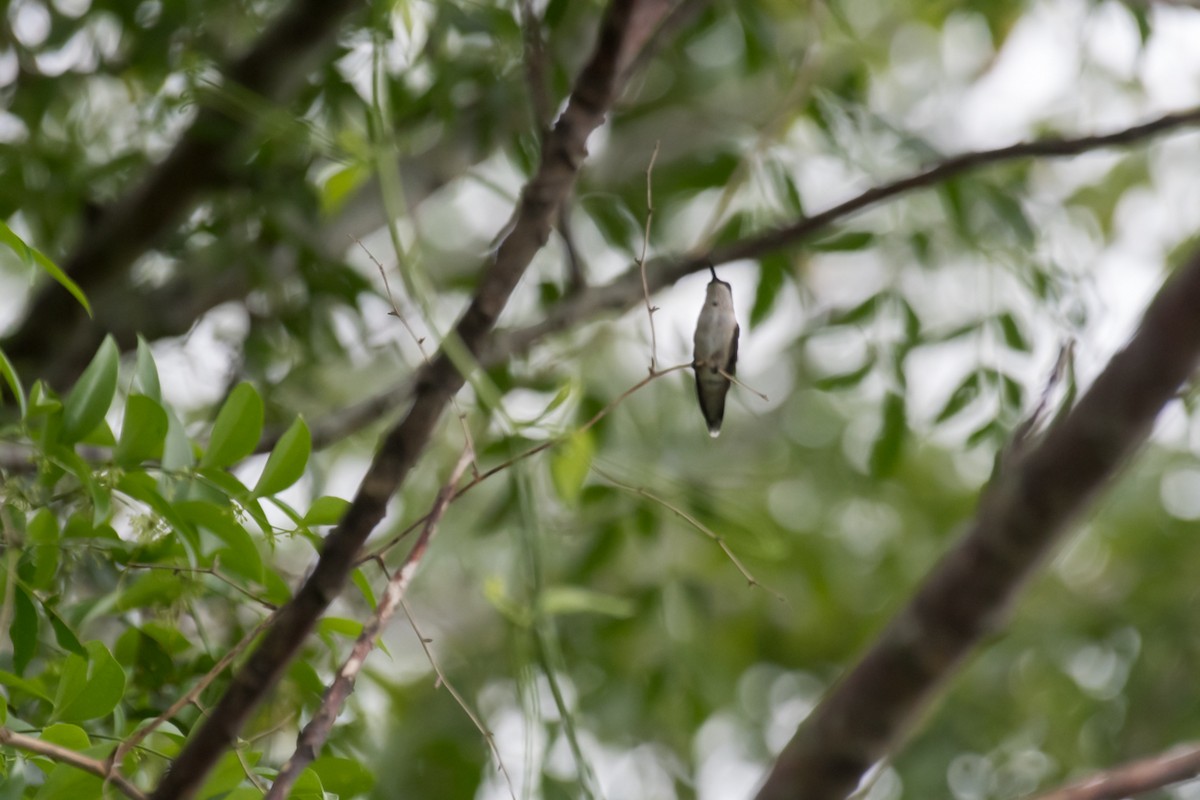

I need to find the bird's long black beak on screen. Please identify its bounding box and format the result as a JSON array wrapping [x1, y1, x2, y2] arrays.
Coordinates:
[[708, 262, 719, 281]]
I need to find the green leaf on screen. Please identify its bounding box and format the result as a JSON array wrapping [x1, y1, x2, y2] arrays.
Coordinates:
[[290, 768, 326, 800], [869, 392, 906, 478], [60, 335, 119, 444], [10, 585, 38, 676], [810, 230, 875, 252], [40, 723, 90, 751], [201, 382, 264, 468], [27, 507, 60, 590], [117, 571, 188, 611], [0, 346, 26, 418], [162, 405, 196, 471], [984, 186, 1034, 245], [0, 220, 91, 316], [196, 467, 272, 536], [134, 336, 162, 402], [352, 568, 378, 611], [751, 254, 788, 329], [538, 586, 635, 618], [312, 755, 375, 796], [117, 471, 200, 557], [303, 495, 351, 526], [47, 444, 112, 526], [995, 312, 1030, 353], [197, 750, 260, 799], [827, 293, 880, 327], [115, 394, 169, 466], [175, 500, 264, 582], [53, 641, 126, 722], [42, 603, 86, 657], [550, 430, 594, 506], [320, 162, 369, 216], [935, 371, 982, 423], [813, 357, 875, 391], [0, 668, 53, 702], [253, 416, 310, 497], [318, 617, 363, 639]]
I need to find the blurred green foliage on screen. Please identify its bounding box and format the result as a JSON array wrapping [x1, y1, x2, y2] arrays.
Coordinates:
[[2, 0, 1200, 798]]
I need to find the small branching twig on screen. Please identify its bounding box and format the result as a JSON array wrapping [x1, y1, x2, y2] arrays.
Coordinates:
[[401, 594, 518, 800], [265, 447, 500, 799], [2, 726, 147, 800], [356, 237, 481, 475], [638, 142, 662, 372], [365, 362, 692, 564], [593, 466, 784, 601]]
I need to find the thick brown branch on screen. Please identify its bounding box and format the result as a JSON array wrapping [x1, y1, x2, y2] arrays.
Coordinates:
[[0, 727, 146, 800], [148, 3, 669, 797], [754, 245, 1200, 800], [1026, 742, 1200, 800], [3, 0, 365, 388]]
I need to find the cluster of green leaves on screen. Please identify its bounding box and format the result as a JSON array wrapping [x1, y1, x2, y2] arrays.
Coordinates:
[[0, 331, 380, 797]]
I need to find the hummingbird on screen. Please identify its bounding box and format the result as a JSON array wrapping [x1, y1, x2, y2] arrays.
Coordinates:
[[692, 264, 739, 437]]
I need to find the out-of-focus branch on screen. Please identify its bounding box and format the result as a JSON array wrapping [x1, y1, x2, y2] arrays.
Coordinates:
[[754, 243, 1200, 800], [496, 104, 1200, 360], [0, 727, 146, 800], [1025, 742, 1200, 800], [265, 447, 475, 800], [148, 3, 672, 797], [289, 104, 1200, 450], [2, 0, 366, 388]]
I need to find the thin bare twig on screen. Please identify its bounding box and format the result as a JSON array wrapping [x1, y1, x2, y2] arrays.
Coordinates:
[[122, 562, 277, 610], [1, 726, 147, 800], [402, 594, 519, 800], [593, 466, 784, 601], [355, 237, 481, 475], [365, 362, 693, 564], [717, 367, 769, 402], [1025, 741, 1200, 800], [638, 141, 662, 372], [265, 447, 479, 799]]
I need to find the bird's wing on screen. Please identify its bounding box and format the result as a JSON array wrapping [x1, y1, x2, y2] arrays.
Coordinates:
[[726, 324, 739, 377]]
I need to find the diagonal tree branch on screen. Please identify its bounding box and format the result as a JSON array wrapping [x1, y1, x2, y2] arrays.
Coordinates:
[[285, 103, 1200, 451], [0, 727, 147, 800], [494, 104, 1200, 361], [1025, 742, 1200, 800], [754, 242, 1200, 800], [2, 0, 366, 388], [148, 2, 672, 797]]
